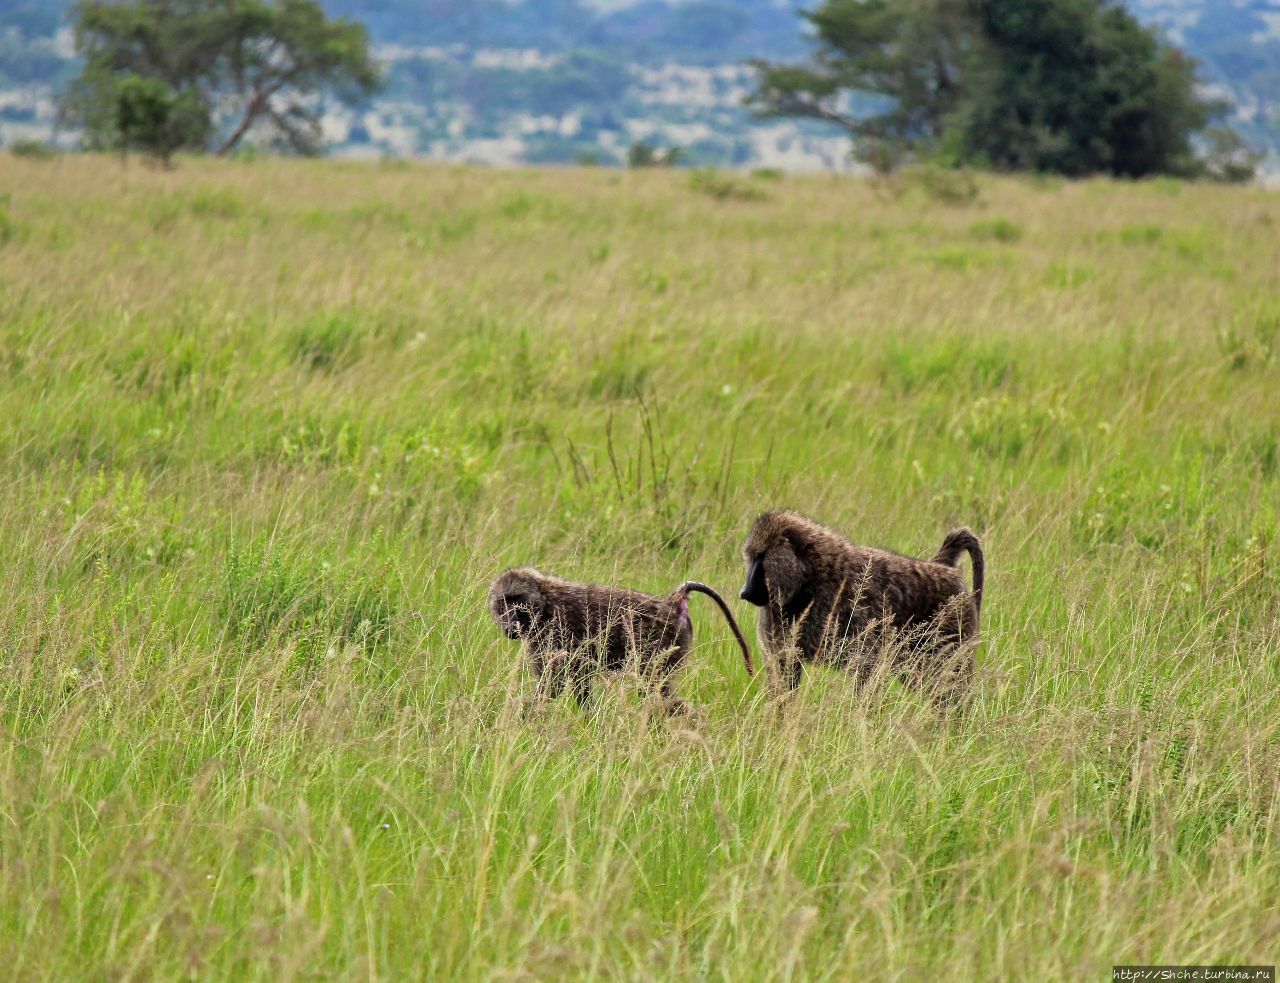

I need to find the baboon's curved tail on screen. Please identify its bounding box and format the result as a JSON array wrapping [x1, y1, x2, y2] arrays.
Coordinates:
[[931, 527, 984, 618], [680, 582, 755, 677]]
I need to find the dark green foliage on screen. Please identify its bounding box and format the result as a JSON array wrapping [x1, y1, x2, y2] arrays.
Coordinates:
[[8, 139, 58, 160], [749, 0, 1242, 179], [115, 74, 211, 165], [628, 141, 683, 168], [62, 0, 381, 158], [959, 0, 1214, 178]]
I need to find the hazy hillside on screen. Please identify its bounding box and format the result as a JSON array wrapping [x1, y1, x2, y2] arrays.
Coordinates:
[[1130, 1, 1280, 161], [2, 0, 1277, 167], [321, 0, 811, 63]]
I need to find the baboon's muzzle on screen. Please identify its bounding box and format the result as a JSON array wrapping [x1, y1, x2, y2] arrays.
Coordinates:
[[501, 605, 533, 639], [740, 557, 768, 607]]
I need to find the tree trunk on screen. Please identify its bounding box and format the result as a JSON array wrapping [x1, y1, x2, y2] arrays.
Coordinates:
[[216, 93, 265, 156]]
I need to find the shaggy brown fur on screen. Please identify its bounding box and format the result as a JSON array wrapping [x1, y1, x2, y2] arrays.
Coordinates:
[[739, 511, 984, 707], [489, 568, 754, 713]]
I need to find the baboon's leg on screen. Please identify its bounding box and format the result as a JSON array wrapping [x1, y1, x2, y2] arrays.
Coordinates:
[[653, 643, 690, 714], [836, 627, 886, 698]]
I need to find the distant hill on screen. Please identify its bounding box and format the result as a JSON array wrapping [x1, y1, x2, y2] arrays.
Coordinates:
[[320, 0, 811, 63], [2, 0, 1276, 168], [1128, 1, 1280, 160]]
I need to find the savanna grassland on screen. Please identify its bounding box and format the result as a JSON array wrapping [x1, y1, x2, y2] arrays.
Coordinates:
[[1, 155, 1278, 980]]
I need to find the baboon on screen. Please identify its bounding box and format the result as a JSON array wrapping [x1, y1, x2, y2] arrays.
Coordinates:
[[739, 511, 984, 707], [489, 568, 754, 713]]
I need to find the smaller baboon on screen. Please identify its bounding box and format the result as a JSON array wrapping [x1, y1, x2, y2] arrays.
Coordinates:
[[739, 511, 984, 707], [489, 568, 754, 713]]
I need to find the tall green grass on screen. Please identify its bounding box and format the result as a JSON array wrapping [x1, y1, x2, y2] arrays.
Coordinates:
[[0, 156, 1276, 979]]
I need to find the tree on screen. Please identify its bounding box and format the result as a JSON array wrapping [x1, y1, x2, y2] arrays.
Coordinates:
[[747, 0, 983, 170], [60, 1, 220, 155], [62, 0, 381, 160], [212, 0, 382, 155], [748, 0, 1236, 179], [1197, 126, 1264, 184], [958, 0, 1215, 177]]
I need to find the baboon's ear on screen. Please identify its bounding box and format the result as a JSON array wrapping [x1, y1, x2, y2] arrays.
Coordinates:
[[763, 535, 805, 606]]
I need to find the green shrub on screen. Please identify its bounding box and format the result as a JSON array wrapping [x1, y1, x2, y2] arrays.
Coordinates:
[[221, 539, 398, 652], [688, 169, 769, 202], [9, 139, 57, 160], [905, 165, 981, 205]]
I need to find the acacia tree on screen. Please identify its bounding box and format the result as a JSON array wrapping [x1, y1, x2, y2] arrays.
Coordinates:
[[63, 0, 381, 161], [749, 0, 1238, 179], [748, 0, 982, 171], [212, 0, 382, 155]]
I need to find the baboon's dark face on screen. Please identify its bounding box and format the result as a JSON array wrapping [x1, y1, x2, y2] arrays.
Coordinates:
[[489, 570, 545, 640], [494, 597, 535, 639], [741, 515, 806, 608], [740, 552, 769, 606]]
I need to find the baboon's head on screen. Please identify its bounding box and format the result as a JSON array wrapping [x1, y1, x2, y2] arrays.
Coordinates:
[[741, 511, 808, 608], [488, 568, 548, 640]]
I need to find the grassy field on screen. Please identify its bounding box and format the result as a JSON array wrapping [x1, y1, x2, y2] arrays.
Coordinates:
[[1, 154, 1278, 980]]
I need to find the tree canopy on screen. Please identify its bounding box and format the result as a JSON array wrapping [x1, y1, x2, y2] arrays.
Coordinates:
[[63, 0, 381, 161], [749, 0, 1240, 179]]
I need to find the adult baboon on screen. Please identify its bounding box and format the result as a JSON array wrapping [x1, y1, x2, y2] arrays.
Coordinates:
[[739, 511, 983, 707], [489, 568, 754, 713]]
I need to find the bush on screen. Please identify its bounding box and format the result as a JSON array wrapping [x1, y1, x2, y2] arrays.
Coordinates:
[[1197, 127, 1261, 184], [628, 141, 682, 168], [116, 74, 212, 167], [688, 169, 769, 202], [222, 539, 398, 653], [905, 165, 981, 206], [9, 139, 56, 160]]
